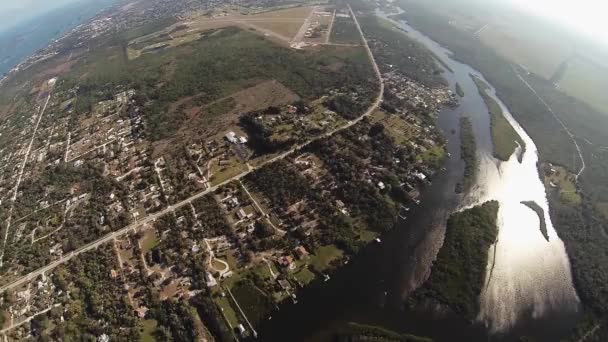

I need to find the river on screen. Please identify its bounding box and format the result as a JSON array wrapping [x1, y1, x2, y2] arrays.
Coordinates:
[[253, 7, 581, 342]]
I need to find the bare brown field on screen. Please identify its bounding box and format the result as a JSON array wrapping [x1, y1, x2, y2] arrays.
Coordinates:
[[154, 80, 299, 157], [247, 6, 313, 20], [248, 20, 304, 40]]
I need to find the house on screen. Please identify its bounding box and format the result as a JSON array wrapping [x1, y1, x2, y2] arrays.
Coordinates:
[[236, 208, 247, 220], [294, 246, 309, 260], [278, 279, 292, 291], [377, 181, 386, 190], [237, 324, 246, 337], [205, 272, 217, 288], [239, 136, 248, 144], [278, 255, 296, 270], [225, 131, 238, 144], [135, 306, 148, 318]]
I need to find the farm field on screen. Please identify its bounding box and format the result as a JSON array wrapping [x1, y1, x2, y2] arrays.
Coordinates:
[[557, 57, 608, 115], [478, 24, 573, 79]]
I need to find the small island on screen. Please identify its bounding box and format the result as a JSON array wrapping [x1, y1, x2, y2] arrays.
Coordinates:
[[471, 75, 525, 162], [333, 323, 433, 342], [455, 82, 464, 97], [456, 117, 477, 193], [521, 200, 549, 241], [414, 201, 499, 319]]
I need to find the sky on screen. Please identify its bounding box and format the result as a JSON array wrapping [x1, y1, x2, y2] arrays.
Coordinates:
[[509, 0, 608, 47], [0, 0, 85, 31]]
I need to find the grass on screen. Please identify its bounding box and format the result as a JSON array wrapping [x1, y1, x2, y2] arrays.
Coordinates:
[[140, 230, 159, 254], [417, 145, 445, 169], [310, 244, 343, 272], [557, 57, 608, 115], [252, 263, 273, 280], [294, 266, 316, 285], [231, 279, 274, 326], [417, 201, 499, 319], [249, 21, 305, 40], [358, 229, 378, 243], [210, 160, 249, 186], [139, 319, 157, 342], [329, 17, 361, 44], [471, 75, 525, 161], [203, 96, 236, 120], [544, 165, 582, 205], [215, 296, 240, 328]]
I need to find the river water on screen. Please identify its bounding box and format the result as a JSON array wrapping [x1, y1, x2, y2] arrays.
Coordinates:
[[381, 9, 582, 334], [254, 8, 581, 342]]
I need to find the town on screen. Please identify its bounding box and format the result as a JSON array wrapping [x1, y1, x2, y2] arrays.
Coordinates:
[[0, 0, 456, 340]]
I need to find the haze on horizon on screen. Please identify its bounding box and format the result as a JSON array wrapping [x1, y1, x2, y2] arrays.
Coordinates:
[[508, 0, 608, 49], [0, 0, 91, 32]]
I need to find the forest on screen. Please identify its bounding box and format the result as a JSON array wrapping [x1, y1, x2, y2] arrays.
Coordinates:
[[61, 26, 376, 141], [332, 322, 433, 342], [458, 117, 477, 193], [359, 15, 447, 88], [415, 201, 499, 319]]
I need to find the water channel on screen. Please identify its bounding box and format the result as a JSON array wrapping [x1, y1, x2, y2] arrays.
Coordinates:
[[254, 7, 581, 342]]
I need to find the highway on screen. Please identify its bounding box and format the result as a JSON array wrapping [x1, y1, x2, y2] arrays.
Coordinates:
[[0, 5, 383, 294]]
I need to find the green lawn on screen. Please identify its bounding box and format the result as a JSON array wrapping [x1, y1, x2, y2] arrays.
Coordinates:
[[215, 296, 240, 328], [310, 245, 343, 272], [139, 319, 157, 342], [417, 145, 445, 169], [140, 230, 159, 254], [294, 266, 316, 285], [330, 17, 362, 44], [231, 280, 274, 326], [544, 165, 582, 205]]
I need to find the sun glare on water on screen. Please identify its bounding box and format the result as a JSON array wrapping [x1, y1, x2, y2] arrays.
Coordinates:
[[510, 0, 608, 46]]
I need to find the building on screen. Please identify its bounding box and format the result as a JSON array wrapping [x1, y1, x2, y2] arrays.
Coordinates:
[[294, 246, 309, 260], [278, 255, 296, 270], [205, 272, 217, 287], [225, 131, 238, 144]]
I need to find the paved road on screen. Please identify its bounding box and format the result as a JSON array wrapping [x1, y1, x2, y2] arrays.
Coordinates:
[[0, 6, 383, 294], [512, 65, 586, 179], [0, 89, 53, 268]]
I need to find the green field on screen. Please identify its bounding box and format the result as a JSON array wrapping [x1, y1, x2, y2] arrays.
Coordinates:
[[231, 279, 274, 326], [310, 244, 343, 272], [558, 58, 608, 115], [139, 319, 158, 342], [472, 75, 524, 161], [215, 296, 240, 328], [294, 265, 316, 285], [330, 16, 362, 44]]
